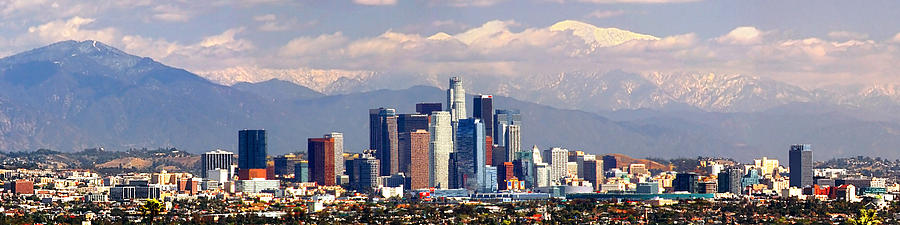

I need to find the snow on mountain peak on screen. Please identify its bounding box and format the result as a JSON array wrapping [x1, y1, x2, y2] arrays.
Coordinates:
[[549, 20, 659, 47]]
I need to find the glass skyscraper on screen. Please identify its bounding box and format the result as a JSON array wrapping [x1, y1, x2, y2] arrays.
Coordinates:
[[453, 118, 485, 191], [789, 144, 813, 188], [238, 129, 267, 170]]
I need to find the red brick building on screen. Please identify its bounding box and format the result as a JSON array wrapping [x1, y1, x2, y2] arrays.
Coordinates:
[[309, 137, 336, 186]]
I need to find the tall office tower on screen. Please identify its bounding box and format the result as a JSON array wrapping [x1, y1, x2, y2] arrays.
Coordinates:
[[493, 109, 521, 146], [674, 172, 699, 193], [535, 163, 550, 188], [238, 130, 267, 170], [201, 149, 234, 179], [308, 137, 336, 186], [429, 111, 453, 189], [513, 151, 535, 188], [398, 114, 430, 134], [543, 147, 569, 185], [505, 125, 521, 161], [789, 144, 813, 188], [453, 118, 485, 191], [602, 155, 618, 171], [473, 95, 493, 139], [491, 145, 507, 167], [576, 153, 596, 179], [582, 159, 604, 191], [349, 150, 380, 192], [447, 77, 466, 122], [485, 136, 493, 166], [370, 108, 399, 176], [400, 130, 431, 189], [325, 132, 345, 179], [483, 165, 498, 193], [498, 162, 516, 190], [717, 168, 743, 194], [294, 161, 309, 182], [273, 153, 302, 178], [416, 103, 442, 115]]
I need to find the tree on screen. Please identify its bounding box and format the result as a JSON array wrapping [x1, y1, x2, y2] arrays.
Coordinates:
[[847, 209, 882, 225], [139, 199, 165, 225]]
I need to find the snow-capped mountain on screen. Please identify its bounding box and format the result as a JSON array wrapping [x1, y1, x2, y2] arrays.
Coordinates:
[[548, 20, 659, 48], [198, 66, 377, 94]]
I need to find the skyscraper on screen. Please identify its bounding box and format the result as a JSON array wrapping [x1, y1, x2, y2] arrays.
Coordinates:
[[273, 153, 301, 178], [238, 130, 267, 170], [582, 159, 603, 191], [416, 103, 442, 115], [429, 111, 453, 189], [493, 109, 521, 147], [400, 130, 431, 190], [674, 172, 699, 193], [453, 118, 485, 191], [308, 137, 336, 186], [473, 95, 493, 140], [398, 114, 429, 134], [717, 168, 743, 194], [543, 147, 569, 185], [370, 108, 399, 176], [294, 161, 309, 183], [325, 132, 345, 179], [349, 150, 379, 192], [789, 144, 813, 188], [602, 155, 618, 171], [201, 149, 234, 179], [505, 125, 521, 162], [447, 77, 466, 122]]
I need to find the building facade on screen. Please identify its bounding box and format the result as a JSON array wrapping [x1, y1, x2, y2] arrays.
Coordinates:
[[238, 129, 267, 170], [308, 137, 336, 186], [370, 108, 399, 176], [453, 118, 485, 191], [201, 149, 234, 179], [429, 111, 453, 189], [447, 77, 466, 122], [789, 144, 813, 188]]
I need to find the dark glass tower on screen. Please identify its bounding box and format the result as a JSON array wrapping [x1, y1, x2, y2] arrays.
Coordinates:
[[717, 168, 743, 194], [370, 108, 399, 176], [238, 130, 267, 169], [789, 144, 813, 187], [453, 118, 485, 191], [674, 172, 699, 193], [473, 95, 493, 139], [398, 114, 429, 134], [415, 103, 442, 115]]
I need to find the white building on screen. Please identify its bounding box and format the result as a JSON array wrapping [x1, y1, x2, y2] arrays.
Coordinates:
[[447, 77, 466, 122], [429, 111, 454, 189], [543, 147, 569, 185], [237, 179, 280, 193], [535, 163, 550, 188]]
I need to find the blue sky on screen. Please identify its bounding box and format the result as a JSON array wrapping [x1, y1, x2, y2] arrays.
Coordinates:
[[1, 0, 900, 87]]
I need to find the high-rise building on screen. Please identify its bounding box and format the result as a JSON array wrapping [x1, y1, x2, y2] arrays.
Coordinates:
[[493, 109, 521, 146], [325, 132, 345, 179], [201, 149, 234, 179], [370, 108, 399, 176], [674, 173, 699, 193], [447, 77, 466, 122], [483, 165, 498, 193], [416, 103, 442, 116], [535, 163, 550, 188], [602, 155, 618, 171], [308, 137, 336, 186], [453, 118, 485, 191], [400, 130, 431, 189], [238, 130, 267, 170], [485, 136, 493, 166], [429, 111, 453, 189], [349, 150, 379, 192], [505, 125, 521, 161], [754, 157, 779, 176], [717, 168, 743, 194], [789, 144, 813, 188], [491, 145, 507, 167], [583, 159, 604, 191], [473, 95, 493, 139], [498, 162, 516, 190], [273, 153, 302, 178], [543, 147, 569, 185], [398, 114, 430, 134], [294, 161, 309, 182]]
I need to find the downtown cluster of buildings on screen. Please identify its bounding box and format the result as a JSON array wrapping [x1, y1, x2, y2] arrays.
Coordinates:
[[2, 77, 900, 221]]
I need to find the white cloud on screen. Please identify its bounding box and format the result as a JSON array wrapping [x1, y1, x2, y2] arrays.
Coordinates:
[[353, 0, 397, 6], [151, 4, 192, 22], [586, 9, 625, 19], [827, 31, 869, 40], [892, 32, 900, 43], [26, 17, 119, 44], [280, 32, 348, 57], [716, 26, 762, 45]]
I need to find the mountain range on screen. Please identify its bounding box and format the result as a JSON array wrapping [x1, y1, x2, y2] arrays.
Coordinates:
[[2, 40, 900, 161]]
